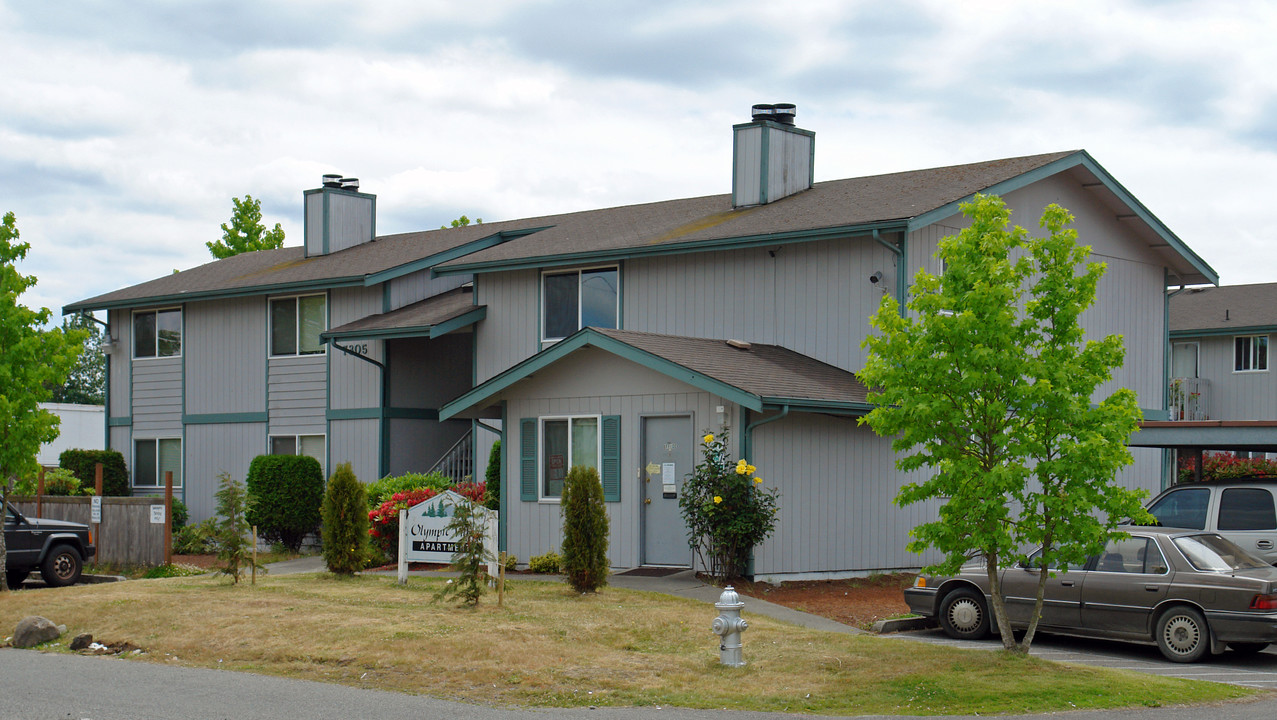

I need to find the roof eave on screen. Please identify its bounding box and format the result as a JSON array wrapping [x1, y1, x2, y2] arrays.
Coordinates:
[[63, 275, 368, 314]]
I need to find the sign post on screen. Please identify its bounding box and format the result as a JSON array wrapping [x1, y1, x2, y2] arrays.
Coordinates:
[[164, 470, 173, 566], [397, 509, 408, 585]]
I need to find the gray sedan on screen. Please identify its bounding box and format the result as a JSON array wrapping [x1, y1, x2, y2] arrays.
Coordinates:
[[904, 526, 1277, 662]]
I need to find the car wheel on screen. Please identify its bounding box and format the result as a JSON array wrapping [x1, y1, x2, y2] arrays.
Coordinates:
[[5, 570, 29, 590], [939, 587, 990, 640], [1156, 606, 1210, 663], [1229, 642, 1269, 655], [40, 545, 82, 588]]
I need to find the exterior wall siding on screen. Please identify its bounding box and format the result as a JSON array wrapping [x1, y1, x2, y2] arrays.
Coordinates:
[[305, 192, 324, 256], [732, 125, 763, 206], [328, 286, 383, 411], [184, 423, 266, 522], [475, 269, 539, 384], [268, 357, 326, 435], [131, 357, 182, 434], [767, 128, 812, 201], [326, 193, 374, 254], [107, 309, 131, 419], [329, 418, 379, 483], [1187, 334, 1276, 420], [185, 297, 266, 415], [387, 270, 471, 311]]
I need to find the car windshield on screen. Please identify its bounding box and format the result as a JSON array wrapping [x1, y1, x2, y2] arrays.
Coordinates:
[[1173, 534, 1271, 572]]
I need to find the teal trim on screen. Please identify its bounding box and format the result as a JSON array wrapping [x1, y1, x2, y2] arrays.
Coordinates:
[[383, 407, 439, 420], [263, 296, 270, 421], [180, 304, 187, 423], [731, 125, 740, 206], [382, 283, 391, 313], [730, 119, 816, 138], [1170, 325, 1277, 339], [439, 328, 764, 420], [327, 407, 380, 420], [107, 416, 132, 427], [898, 229, 908, 312], [1142, 407, 1170, 421], [758, 123, 770, 206], [430, 307, 487, 338], [365, 228, 548, 287], [904, 151, 1218, 285], [325, 337, 332, 476], [519, 418, 536, 502], [601, 415, 621, 502], [616, 261, 624, 329], [64, 276, 367, 314], [379, 339, 388, 478], [183, 412, 268, 425], [103, 351, 112, 448], [434, 221, 910, 276], [743, 405, 789, 463], [498, 401, 507, 552], [762, 398, 873, 415], [808, 130, 816, 187]]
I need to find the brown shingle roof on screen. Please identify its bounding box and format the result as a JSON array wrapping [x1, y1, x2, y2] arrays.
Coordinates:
[[1170, 283, 1277, 333], [323, 286, 480, 339]]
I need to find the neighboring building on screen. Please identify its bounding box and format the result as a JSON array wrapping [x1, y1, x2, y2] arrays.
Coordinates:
[[68, 106, 1216, 579], [36, 403, 105, 466]]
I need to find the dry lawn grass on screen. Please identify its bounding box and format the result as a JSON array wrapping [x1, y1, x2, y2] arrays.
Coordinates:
[[0, 574, 1253, 715]]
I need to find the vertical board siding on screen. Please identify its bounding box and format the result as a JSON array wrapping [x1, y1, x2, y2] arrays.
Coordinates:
[[131, 358, 182, 433], [108, 309, 131, 418], [1193, 334, 1276, 420], [326, 193, 374, 253], [13, 498, 166, 566], [268, 357, 326, 434], [387, 270, 471, 310], [330, 418, 379, 483], [305, 192, 324, 256], [185, 423, 267, 522], [185, 297, 266, 415], [475, 269, 540, 384], [732, 125, 762, 205], [767, 129, 812, 201], [329, 286, 384, 411]]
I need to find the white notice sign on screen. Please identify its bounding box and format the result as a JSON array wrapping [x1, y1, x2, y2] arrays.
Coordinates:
[[90, 496, 102, 523], [661, 462, 677, 494], [402, 490, 497, 571], [150, 504, 166, 524]]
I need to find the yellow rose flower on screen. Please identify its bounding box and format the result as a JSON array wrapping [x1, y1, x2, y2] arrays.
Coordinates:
[[735, 459, 748, 475], [753, 476, 763, 485], [746, 464, 757, 475], [713, 496, 723, 504], [703, 433, 714, 444]]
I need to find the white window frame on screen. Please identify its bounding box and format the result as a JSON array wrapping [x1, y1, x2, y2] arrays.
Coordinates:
[[131, 307, 183, 359], [133, 437, 183, 488], [540, 265, 620, 343], [1171, 341, 1200, 379], [1234, 334, 1269, 373], [538, 414, 602, 502], [268, 433, 327, 474], [269, 293, 328, 358]]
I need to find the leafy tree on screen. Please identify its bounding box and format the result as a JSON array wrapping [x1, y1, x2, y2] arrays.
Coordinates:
[[213, 472, 262, 584], [48, 313, 104, 405], [0, 211, 85, 592], [206, 195, 285, 259], [859, 194, 1147, 654], [440, 215, 482, 230], [433, 496, 493, 607], [561, 465, 609, 593], [322, 462, 370, 575], [483, 440, 501, 511]]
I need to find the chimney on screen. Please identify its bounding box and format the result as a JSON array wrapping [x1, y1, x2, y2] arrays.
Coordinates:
[[732, 102, 814, 208], [303, 173, 376, 257]]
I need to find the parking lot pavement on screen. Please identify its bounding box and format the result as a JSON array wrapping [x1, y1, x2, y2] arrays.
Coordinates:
[[886, 627, 1277, 689]]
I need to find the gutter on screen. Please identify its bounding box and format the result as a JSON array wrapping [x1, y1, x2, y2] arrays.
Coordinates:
[[743, 405, 790, 462]]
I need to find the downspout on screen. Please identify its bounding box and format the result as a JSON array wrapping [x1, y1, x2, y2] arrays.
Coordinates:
[[872, 228, 907, 315], [743, 405, 789, 462], [327, 339, 387, 477]]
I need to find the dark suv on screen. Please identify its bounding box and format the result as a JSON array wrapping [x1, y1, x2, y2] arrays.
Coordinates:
[[4, 501, 96, 589]]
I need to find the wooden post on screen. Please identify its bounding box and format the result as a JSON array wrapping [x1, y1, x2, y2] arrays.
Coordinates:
[[252, 526, 258, 586], [498, 552, 506, 607], [164, 470, 174, 566], [397, 509, 408, 585], [93, 462, 103, 549], [35, 467, 44, 518]]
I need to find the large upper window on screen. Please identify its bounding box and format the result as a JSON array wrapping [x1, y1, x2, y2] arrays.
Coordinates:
[[135, 438, 182, 488], [540, 416, 599, 499], [542, 267, 618, 341], [133, 309, 182, 358], [271, 294, 326, 357], [1235, 335, 1268, 372]]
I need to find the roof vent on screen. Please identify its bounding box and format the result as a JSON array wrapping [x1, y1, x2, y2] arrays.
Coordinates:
[[751, 103, 775, 122], [340, 177, 360, 190], [750, 103, 796, 125], [726, 339, 752, 350], [321, 173, 343, 188]]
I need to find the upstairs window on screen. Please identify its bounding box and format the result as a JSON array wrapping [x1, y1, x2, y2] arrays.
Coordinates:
[[271, 294, 326, 357], [542, 266, 618, 341], [133, 308, 182, 358], [1235, 335, 1268, 372]]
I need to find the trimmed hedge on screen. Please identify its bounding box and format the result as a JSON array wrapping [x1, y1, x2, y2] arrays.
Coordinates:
[[245, 454, 324, 551], [59, 449, 129, 496]]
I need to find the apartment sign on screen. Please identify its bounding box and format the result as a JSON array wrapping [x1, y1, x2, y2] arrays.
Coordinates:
[[404, 490, 465, 563]]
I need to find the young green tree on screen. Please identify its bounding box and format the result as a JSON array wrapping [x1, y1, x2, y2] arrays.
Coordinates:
[[483, 440, 501, 511], [433, 496, 492, 607], [560, 465, 609, 593], [859, 194, 1147, 654], [48, 313, 104, 405], [206, 195, 285, 259], [322, 462, 370, 575], [213, 472, 262, 584], [0, 211, 85, 592]]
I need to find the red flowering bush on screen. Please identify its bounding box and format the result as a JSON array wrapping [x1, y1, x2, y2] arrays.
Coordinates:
[[1178, 452, 1277, 483], [366, 481, 487, 561]]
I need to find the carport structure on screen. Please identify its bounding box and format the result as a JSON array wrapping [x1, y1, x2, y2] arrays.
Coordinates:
[[1133, 420, 1277, 484]]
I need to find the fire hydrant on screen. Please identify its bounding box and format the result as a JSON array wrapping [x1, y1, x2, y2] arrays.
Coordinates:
[[711, 585, 749, 667]]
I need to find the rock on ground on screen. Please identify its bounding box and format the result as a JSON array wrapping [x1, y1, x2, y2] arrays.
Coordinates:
[[13, 616, 64, 648]]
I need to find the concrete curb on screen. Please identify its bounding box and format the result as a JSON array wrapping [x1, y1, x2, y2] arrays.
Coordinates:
[[870, 615, 935, 634], [78, 574, 126, 585]]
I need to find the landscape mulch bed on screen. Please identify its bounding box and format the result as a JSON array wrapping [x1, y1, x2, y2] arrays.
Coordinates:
[[732, 572, 916, 629]]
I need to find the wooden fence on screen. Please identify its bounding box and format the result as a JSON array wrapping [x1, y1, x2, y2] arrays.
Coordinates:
[[11, 496, 167, 567]]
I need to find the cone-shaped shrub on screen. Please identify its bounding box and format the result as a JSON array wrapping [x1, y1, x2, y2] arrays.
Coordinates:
[[322, 462, 369, 575], [561, 465, 609, 593]]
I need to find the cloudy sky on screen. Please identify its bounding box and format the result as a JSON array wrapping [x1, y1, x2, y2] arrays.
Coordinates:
[[4, 0, 1275, 319]]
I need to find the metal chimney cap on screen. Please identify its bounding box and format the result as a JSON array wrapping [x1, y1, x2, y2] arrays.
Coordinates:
[[772, 103, 796, 125], [751, 103, 775, 122], [339, 177, 360, 190], [321, 173, 343, 188]]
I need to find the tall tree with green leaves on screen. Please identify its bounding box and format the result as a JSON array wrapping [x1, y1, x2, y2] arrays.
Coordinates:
[[0, 211, 85, 591], [49, 313, 105, 405], [440, 215, 482, 230], [206, 195, 285, 259], [859, 194, 1147, 654]]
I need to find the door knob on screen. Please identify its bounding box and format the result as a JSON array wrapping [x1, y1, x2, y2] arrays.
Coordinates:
[[644, 498, 652, 505]]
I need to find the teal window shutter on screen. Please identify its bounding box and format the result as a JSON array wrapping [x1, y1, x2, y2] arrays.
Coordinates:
[[520, 418, 537, 502], [601, 415, 621, 502]]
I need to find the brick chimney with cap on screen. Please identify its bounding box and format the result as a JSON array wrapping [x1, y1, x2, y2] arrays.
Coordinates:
[[732, 103, 815, 208]]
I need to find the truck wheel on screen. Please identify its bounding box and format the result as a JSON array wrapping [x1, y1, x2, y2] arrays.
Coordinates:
[[1156, 606, 1210, 663], [40, 545, 83, 587], [6, 570, 29, 590], [939, 587, 990, 640]]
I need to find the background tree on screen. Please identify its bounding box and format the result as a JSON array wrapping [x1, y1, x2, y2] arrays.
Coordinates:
[[0, 211, 85, 592], [206, 195, 285, 259], [48, 313, 104, 405], [483, 440, 501, 511], [859, 194, 1147, 654], [561, 465, 609, 593], [322, 462, 369, 575], [441, 215, 482, 230]]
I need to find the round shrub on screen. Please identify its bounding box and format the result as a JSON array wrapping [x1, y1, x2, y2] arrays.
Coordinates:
[[528, 552, 562, 573], [59, 449, 129, 496], [364, 471, 454, 510], [245, 454, 324, 552], [323, 462, 369, 575]]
